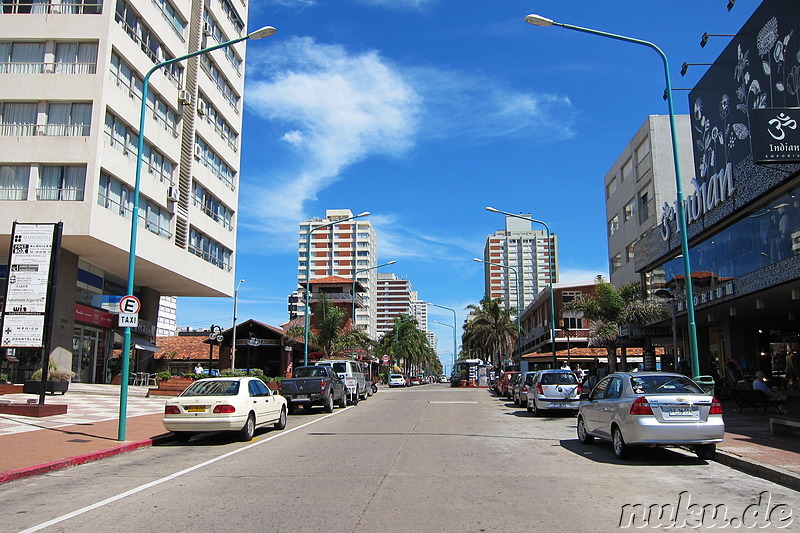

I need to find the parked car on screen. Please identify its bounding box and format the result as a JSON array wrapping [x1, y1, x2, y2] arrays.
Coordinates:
[[440, 376, 449, 383], [528, 370, 581, 416], [498, 371, 517, 398], [513, 372, 537, 406], [388, 374, 406, 387], [317, 360, 368, 403], [163, 377, 287, 442], [576, 372, 724, 460], [508, 372, 525, 401], [410, 376, 422, 386], [279, 365, 347, 414]]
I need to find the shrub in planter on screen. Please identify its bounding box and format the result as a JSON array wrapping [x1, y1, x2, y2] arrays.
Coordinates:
[[25, 366, 76, 395]]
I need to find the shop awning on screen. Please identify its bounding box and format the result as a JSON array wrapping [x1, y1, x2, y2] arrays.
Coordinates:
[[132, 336, 160, 352]]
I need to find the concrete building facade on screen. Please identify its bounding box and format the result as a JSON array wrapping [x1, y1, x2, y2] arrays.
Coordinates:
[[0, 0, 250, 383]]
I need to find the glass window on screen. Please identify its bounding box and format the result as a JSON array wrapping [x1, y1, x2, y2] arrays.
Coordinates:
[[610, 253, 622, 273], [608, 215, 619, 236], [606, 177, 618, 198], [626, 244, 635, 263], [605, 377, 623, 399], [621, 158, 634, 182], [0, 165, 29, 200], [38, 165, 86, 201], [624, 198, 636, 222]]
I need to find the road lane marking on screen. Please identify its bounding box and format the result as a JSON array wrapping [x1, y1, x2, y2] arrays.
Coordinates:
[[18, 408, 349, 533], [428, 401, 479, 404]]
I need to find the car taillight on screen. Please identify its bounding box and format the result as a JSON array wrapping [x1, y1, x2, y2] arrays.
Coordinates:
[[521, 385, 528, 393], [319, 379, 326, 389], [536, 383, 544, 395], [710, 397, 723, 415], [630, 396, 653, 415], [576, 384, 582, 394], [213, 405, 236, 413], [164, 405, 180, 414]]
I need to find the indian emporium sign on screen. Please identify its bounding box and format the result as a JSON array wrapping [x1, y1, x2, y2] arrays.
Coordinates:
[[660, 0, 800, 241], [751, 107, 800, 162]]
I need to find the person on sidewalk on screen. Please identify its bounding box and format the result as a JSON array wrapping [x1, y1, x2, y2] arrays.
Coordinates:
[[194, 363, 205, 376], [753, 371, 790, 414]]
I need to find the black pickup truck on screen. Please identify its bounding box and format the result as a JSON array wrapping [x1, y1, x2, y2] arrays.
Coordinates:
[[280, 365, 347, 413]]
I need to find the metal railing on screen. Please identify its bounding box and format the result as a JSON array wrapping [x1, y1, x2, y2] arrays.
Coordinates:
[[0, 1, 102, 14]]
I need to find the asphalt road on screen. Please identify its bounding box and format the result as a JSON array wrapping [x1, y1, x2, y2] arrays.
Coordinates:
[[2, 385, 799, 532]]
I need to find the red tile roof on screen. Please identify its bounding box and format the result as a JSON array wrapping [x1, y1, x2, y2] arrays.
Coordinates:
[[156, 335, 219, 361]]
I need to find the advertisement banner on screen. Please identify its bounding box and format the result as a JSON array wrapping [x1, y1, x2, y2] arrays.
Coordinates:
[[751, 107, 800, 163]]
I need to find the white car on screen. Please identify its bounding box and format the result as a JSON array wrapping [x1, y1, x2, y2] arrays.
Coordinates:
[[163, 377, 287, 442], [577, 372, 724, 460], [388, 374, 406, 387], [528, 370, 581, 416]]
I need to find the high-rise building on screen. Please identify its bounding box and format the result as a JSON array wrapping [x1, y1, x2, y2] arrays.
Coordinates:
[[0, 0, 249, 383], [604, 115, 694, 287], [482, 216, 558, 319], [296, 209, 377, 338], [156, 296, 178, 337], [375, 272, 413, 338]]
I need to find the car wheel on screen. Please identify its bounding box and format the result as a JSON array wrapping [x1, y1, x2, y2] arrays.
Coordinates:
[[612, 426, 632, 459], [239, 413, 255, 442], [324, 393, 334, 413], [694, 443, 716, 460], [338, 390, 347, 409], [287, 403, 295, 415], [351, 393, 360, 406], [173, 432, 191, 443], [577, 416, 594, 444], [531, 398, 540, 417], [274, 407, 287, 430], [372, 383, 378, 394]]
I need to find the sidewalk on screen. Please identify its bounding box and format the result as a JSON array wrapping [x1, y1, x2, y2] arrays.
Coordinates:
[[0, 386, 799, 488]]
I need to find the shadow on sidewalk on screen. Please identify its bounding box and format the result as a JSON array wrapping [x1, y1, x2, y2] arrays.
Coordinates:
[[720, 398, 800, 455]]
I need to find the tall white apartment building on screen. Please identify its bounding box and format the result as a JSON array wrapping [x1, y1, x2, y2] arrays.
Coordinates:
[[297, 209, 378, 339], [482, 216, 558, 319], [375, 272, 414, 339], [0, 0, 249, 383], [156, 295, 177, 337], [604, 115, 694, 287]]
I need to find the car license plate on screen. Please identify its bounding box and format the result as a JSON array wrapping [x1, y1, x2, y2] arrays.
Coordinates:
[[293, 395, 309, 401], [186, 405, 206, 412], [669, 407, 692, 416]]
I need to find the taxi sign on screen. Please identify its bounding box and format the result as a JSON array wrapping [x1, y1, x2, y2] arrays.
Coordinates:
[[118, 313, 138, 327], [119, 295, 141, 314]]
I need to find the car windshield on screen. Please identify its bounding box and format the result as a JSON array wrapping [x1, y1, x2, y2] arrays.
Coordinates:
[[630, 375, 704, 395], [294, 367, 327, 378], [181, 380, 239, 396], [540, 373, 577, 385]]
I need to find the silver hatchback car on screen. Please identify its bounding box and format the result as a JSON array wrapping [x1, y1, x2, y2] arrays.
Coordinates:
[[576, 372, 724, 460]]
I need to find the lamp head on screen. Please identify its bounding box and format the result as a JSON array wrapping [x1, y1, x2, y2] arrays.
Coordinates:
[[485, 206, 500, 213], [727, 0, 736, 11], [525, 14, 554, 27], [239, 279, 245, 283], [248, 26, 277, 40], [700, 32, 709, 48], [387, 260, 397, 265], [680, 62, 689, 77], [654, 289, 673, 299], [473, 258, 482, 263], [357, 211, 371, 217]]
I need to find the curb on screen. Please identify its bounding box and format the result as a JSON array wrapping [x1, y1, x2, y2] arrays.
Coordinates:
[[714, 449, 800, 492], [0, 433, 174, 485]]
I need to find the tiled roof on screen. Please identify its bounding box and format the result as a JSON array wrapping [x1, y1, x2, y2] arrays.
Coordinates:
[[521, 346, 666, 359], [156, 335, 219, 361]]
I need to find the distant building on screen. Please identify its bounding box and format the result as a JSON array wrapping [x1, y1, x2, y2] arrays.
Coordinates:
[[295, 209, 378, 338], [376, 272, 414, 338], [157, 296, 178, 337], [482, 215, 558, 321], [604, 115, 694, 287]]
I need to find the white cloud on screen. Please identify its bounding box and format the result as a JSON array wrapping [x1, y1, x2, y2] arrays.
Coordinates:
[[355, 0, 435, 8], [559, 268, 607, 284], [281, 130, 305, 146]]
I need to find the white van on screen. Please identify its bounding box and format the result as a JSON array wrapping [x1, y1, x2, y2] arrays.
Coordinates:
[[316, 360, 367, 404]]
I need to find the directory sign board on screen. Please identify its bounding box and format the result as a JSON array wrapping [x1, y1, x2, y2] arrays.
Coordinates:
[[1, 223, 60, 348]]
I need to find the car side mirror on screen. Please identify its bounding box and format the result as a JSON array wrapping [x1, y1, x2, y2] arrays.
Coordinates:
[[272, 389, 279, 396], [580, 391, 591, 401]]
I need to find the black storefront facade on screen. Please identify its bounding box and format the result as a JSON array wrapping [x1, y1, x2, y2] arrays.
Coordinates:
[[635, 0, 800, 385]]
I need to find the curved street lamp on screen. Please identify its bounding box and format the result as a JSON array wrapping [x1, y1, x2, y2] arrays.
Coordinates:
[[351, 260, 396, 329], [523, 13, 699, 377], [427, 301, 458, 375], [473, 258, 521, 360], [118, 25, 277, 441], [303, 211, 370, 365], [486, 207, 557, 369]]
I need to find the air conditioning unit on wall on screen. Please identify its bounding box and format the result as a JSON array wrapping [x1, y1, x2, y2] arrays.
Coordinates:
[[203, 23, 212, 36], [178, 90, 192, 105], [197, 100, 206, 116], [168, 186, 179, 202]]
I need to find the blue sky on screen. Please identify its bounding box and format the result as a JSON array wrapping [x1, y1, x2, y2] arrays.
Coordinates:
[[178, 0, 757, 373]]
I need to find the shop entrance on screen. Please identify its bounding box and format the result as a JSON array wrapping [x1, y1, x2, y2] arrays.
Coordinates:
[[72, 326, 108, 383]]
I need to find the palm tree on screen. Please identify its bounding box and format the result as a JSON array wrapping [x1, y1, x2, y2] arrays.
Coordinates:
[[564, 276, 664, 373], [286, 294, 372, 359], [379, 315, 435, 375], [462, 297, 518, 367]]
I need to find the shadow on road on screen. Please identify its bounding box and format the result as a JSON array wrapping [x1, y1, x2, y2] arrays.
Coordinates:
[[559, 438, 710, 467]]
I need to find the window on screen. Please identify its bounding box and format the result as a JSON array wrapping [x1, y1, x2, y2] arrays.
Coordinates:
[[54, 42, 98, 74], [189, 227, 231, 270], [635, 138, 651, 163], [191, 182, 232, 230], [45, 103, 91, 136], [0, 41, 44, 73], [638, 190, 653, 224], [198, 94, 238, 150], [621, 158, 634, 182], [98, 172, 170, 238], [0, 165, 29, 200], [626, 244, 635, 263], [152, 0, 187, 37], [111, 52, 178, 137], [0, 0, 102, 14], [0, 102, 36, 135], [561, 291, 581, 305], [105, 112, 174, 183], [114, 0, 182, 85], [623, 198, 636, 222], [202, 11, 241, 73], [606, 176, 618, 198], [38, 165, 85, 200], [608, 214, 619, 236], [563, 316, 583, 329], [199, 55, 239, 112], [195, 136, 235, 189], [610, 253, 622, 273]]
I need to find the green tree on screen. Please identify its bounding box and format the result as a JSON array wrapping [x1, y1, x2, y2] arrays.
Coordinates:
[[564, 276, 664, 373], [462, 297, 518, 366], [287, 294, 373, 359], [379, 315, 438, 376]]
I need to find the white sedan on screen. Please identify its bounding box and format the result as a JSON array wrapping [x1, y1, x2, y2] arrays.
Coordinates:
[[163, 377, 287, 442]]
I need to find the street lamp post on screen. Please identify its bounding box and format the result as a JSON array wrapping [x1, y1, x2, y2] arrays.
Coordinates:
[[473, 258, 521, 360], [486, 208, 557, 369], [434, 320, 456, 373], [118, 26, 276, 441], [351, 260, 396, 330], [427, 302, 458, 374], [303, 212, 370, 366], [523, 13, 700, 377], [231, 279, 245, 370], [561, 325, 571, 366]]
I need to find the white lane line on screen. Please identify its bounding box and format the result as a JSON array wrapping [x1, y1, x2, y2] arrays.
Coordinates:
[[18, 408, 349, 533], [428, 401, 479, 404]]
